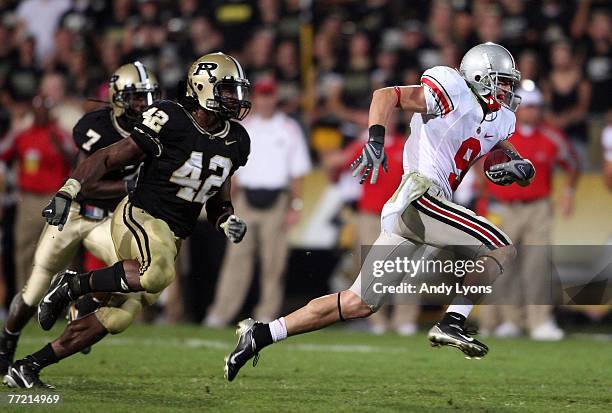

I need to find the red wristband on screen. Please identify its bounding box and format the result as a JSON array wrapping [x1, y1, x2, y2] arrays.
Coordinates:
[[393, 86, 401, 108]]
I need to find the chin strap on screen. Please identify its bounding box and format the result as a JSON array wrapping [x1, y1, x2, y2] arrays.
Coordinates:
[[485, 94, 501, 112]]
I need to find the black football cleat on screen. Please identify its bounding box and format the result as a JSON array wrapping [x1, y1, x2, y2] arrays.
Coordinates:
[[38, 270, 77, 331], [428, 322, 489, 359], [224, 318, 261, 381], [3, 357, 55, 389]]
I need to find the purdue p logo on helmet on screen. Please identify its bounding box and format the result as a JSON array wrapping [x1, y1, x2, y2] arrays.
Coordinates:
[[187, 52, 251, 121], [109, 61, 160, 120]]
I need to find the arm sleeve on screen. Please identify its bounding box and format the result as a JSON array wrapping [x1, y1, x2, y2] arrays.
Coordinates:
[[420, 66, 463, 117]]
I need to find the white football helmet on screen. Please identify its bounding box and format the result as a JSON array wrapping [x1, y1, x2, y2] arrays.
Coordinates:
[[459, 42, 522, 112]]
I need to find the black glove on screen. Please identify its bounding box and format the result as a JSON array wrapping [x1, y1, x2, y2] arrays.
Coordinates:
[[486, 159, 535, 186], [220, 214, 247, 243], [42, 192, 72, 231], [350, 125, 388, 184]]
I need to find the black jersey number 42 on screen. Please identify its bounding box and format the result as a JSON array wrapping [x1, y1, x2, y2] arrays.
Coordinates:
[[170, 152, 232, 204]]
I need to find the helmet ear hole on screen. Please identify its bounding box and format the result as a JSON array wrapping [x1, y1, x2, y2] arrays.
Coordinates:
[[197, 84, 203, 91], [474, 74, 481, 81]]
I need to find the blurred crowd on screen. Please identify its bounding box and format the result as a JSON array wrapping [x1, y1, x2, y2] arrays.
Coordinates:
[[0, 0, 610, 332]]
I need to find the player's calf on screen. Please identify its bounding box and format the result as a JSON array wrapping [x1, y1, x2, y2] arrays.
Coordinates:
[[224, 290, 374, 381], [1, 293, 38, 374]]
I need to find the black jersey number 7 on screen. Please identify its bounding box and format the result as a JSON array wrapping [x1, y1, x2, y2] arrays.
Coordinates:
[[170, 152, 233, 204]]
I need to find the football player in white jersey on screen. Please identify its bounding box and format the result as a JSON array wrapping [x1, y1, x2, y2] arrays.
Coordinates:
[[224, 42, 535, 381]]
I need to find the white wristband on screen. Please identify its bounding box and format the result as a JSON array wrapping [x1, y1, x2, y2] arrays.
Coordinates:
[[59, 178, 82, 199]]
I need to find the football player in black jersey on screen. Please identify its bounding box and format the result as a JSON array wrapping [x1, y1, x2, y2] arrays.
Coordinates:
[[0, 61, 159, 384], [3, 53, 251, 388]]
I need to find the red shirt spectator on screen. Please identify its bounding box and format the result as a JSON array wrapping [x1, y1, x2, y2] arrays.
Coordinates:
[[487, 123, 578, 202], [344, 133, 406, 214], [0, 99, 73, 193]]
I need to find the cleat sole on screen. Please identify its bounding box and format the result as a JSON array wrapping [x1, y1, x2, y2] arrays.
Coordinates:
[[3, 374, 18, 388]]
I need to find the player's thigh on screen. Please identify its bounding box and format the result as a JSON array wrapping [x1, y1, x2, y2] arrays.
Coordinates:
[[349, 231, 432, 311], [32, 206, 84, 273], [83, 217, 119, 266], [404, 191, 512, 256], [112, 198, 180, 293]]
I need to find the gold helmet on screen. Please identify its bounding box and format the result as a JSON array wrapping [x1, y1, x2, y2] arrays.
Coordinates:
[[186, 52, 251, 121], [109, 61, 160, 120]]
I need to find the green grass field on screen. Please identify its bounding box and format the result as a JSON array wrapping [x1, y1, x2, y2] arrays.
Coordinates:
[[1, 322, 611, 412]]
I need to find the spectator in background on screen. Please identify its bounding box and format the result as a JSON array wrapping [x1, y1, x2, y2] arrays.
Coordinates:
[[544, 40, 591, 165], [479, 82, 579, 341], [38, 72, 84, 134], [274, 39, 301, 116], [14, 0, 71, 64], [244, 28, 276, 80], [205, 79, 312, 326], [0, 95, 73, 293], [327, 31, 373, 129], [583, 10, 611, 118], [517, 50, 541, 84], [3, 34, 40, 129]]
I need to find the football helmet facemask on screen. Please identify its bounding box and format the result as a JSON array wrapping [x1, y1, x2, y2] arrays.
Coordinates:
[[459, 42, 522, 112], [187, 52, 251, 121], [109, 61, 161, 121]]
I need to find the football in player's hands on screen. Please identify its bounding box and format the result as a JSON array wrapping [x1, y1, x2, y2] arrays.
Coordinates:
[[484, 149, 535, 186], [483, 149, 512, 172]]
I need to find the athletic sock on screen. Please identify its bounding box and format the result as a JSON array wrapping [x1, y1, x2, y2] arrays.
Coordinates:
[[70, 262, 132, 296], [252, 323, 274, 350], [446, 298, 473, 320], [269, 317, 287, 342], [442, 311, 467, 327], [0, 328, 20, 358], [29, 343, 59, 369]]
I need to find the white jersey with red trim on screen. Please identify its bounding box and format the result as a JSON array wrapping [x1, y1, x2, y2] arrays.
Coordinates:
[[403, 66, 516, 200]]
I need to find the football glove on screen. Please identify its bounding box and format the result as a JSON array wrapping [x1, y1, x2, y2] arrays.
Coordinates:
[[486, 159, 535, 186], [350, 125, 388, 184], [220, 214, 247, 243], [42, 192, 72, 231]]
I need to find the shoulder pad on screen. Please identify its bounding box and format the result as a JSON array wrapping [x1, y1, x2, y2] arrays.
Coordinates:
[[420, 66, 468, 117]]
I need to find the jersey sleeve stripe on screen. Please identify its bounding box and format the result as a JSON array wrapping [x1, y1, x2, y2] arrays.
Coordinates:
[[421, 76, 454, 115]]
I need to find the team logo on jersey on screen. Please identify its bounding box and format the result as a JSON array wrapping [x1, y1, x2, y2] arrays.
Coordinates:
[[193, 62, 218, 78]]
